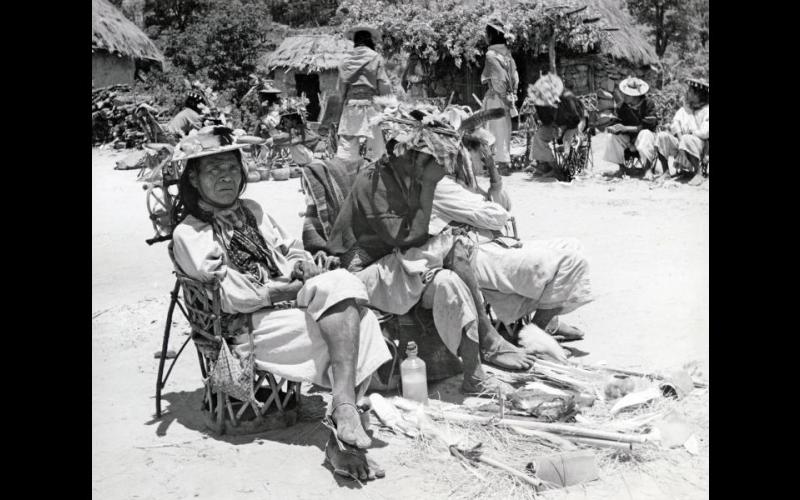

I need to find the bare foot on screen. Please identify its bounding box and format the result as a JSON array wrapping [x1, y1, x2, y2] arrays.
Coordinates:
[[688, 173, 704, 186], [643, 169, 654, 181], [482, 334, 537, 371], [325, 434, 385, 481], [331, 403, 372, 449], [461, 374, 515, 396]]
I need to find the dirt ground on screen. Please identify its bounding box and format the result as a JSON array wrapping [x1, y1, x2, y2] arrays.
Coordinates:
[[92, 134, 709, 499]]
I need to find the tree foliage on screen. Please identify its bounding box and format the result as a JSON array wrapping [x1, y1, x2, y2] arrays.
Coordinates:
[[625, 0, 707, 57], [336, 0, 609, 69]]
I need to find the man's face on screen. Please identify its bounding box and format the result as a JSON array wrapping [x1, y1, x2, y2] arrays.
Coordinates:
[[685, 87, 700, 107], [189, 152, 242, 207], [622, 94, 642, 106]]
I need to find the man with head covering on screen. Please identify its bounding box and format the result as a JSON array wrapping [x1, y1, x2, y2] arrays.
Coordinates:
[[527, 73, 586, 180], [336, 25, 393, 162], [166, 90, 205, 138], [655, 78, 709, 186], [327, 110, 538, 396], [481, 17, 519, 176], [603, 76, 660, 179], [428, 116, 593, 354], [170, 127, 391, 481], [257, 82, 283, 138]]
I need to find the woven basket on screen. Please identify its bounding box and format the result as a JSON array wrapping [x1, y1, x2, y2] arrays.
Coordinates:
[[258, 169, 271, 181], [247, 171, 261, 183]]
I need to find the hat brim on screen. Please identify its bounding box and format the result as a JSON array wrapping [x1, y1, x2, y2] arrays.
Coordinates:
[[170, 142, 254, 163], [486, 22, 507, 34], [345, 26, 381, 42], [619, 82, 650, 97], [258, 88, 282, 94]]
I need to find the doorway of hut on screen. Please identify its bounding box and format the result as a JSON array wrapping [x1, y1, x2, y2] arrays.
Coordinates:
[[295, 73, 321, 121]]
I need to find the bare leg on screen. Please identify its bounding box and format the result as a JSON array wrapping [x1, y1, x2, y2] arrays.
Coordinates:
[[316, 298, 371, 449], [445, 238, 536, 370], [459, 333, 514, 395], [657, 153, 670, 177]]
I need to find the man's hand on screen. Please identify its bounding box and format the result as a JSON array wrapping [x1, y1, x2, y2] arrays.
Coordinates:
[[292, 260, 323, 282], [607, 124, 622, 134]]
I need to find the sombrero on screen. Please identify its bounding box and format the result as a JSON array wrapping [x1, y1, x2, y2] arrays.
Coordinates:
[[686, 78, 709, 93], [619, 76, 650, 97], [345, 25, 381, 42], [486, 16, 508, 34], [170, 127, 265, 163], [528, 74, 565, 107]]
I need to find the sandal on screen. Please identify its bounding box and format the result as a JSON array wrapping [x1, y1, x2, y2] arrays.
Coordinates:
[[322, 415, 385, 481]]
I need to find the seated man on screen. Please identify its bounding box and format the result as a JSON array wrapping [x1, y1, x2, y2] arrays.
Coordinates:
[[170, 127, 390, 482], [655, 78, 709, 186], [527, 74, 586, 180], [327, 115, 537, 396], [166, 90, 205, 138], [603, 77, 660, 180], [434, 125, 593, 350]]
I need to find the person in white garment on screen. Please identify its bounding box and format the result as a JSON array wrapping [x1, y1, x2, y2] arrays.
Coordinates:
[[170, 127, 390, 482], [655, 78, 709, 186]]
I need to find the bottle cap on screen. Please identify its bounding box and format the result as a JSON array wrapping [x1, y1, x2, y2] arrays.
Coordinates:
[[406, 341, 418, 356]]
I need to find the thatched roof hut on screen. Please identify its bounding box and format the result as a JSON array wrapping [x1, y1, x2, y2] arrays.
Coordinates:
[[587, 0, 658, 67], [92, 0, 164, 87], [260, 34, 354, 121]]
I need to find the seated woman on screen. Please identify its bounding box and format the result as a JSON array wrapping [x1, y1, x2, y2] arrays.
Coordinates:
[[170, 127, 391, 482], [431, 124, 593, 348], [655, 78, 709, 186]]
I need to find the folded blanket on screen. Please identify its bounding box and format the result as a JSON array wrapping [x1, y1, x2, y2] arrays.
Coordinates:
[[301, 158, 363, 253]]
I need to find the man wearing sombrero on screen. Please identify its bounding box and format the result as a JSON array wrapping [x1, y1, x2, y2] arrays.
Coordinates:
[[166, 89, 206, 139], [335, 25, 392, 162], [655, 78, 709, 186], [170, 127, 392, 481], [603, 76, 660, 179], [257, 81, 283, 138]]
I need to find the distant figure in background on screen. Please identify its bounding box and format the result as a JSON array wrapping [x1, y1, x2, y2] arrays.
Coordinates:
[[655, 78, 709, 186], [166, 90, 205, 138], [402, 55, 428, 99], [336, 25, 392, 162], [481, 17, 519, 177], [603, 77, 659, 179], [258, 83, 283, 138], [527, 73, 586, 180]]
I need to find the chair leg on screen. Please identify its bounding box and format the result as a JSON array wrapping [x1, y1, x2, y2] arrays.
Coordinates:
[[155, 280, 181, 418]]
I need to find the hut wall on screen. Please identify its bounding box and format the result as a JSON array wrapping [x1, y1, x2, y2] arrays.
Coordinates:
[[92, 51, 135, 88]]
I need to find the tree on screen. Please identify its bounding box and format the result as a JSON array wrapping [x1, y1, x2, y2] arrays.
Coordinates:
[[625, 0, 699, 57]]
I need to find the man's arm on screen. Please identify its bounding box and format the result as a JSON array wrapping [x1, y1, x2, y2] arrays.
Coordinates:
[[432, 177, 510, 231]]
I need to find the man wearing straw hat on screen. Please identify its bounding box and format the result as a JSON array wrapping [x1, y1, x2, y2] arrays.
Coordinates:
[[170, 127, 391, 481], [166, 89, 205, 138], [603, 76, 660, 179], [257, 81, 283, 138], [481, 16, 519, 176], [335, 25, 393, 162], [654, 78, 709, 186]]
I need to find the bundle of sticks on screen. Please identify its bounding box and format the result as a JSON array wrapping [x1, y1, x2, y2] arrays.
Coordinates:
[[92, 84, 166, 148]]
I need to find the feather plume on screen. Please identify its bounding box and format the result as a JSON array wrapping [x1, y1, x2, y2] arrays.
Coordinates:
[[458, 108, 506, 132]]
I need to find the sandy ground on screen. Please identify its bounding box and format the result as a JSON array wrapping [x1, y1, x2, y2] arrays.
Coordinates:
[[92, 134, 709, 499]]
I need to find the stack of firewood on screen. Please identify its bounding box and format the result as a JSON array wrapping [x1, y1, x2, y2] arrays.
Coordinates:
[[92, 84, 167, 148]]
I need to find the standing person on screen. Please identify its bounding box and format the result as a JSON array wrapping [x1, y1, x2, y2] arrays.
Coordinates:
[[171, 127, 391, 481], [166, 90, 205, 138], [481, 17, 519, 177], [258, 82, 283, 138], [603, 76, 659, 179], [655, 78, 709, 186], [335, 25, 392, 162], [527, 74, 586, 180]]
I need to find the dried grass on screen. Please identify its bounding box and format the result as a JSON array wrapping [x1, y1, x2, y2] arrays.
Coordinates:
[[263, 35, 353, 74], [371, 367, 708, 499]]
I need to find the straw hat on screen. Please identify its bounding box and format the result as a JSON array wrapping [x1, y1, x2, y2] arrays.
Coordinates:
[[686, 78, 709, 93], [618, 76, 650, 97], [486, 16, 508, 34], [170, 127, 265, 163], [258, 81, 282, 94], [345, 25, 381, 42], [528, 74, 565, 107]]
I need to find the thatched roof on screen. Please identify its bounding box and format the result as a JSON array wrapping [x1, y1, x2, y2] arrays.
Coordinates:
[[587, 0, 658, 66], [92, 0, 164, 63], [263, 34, 353, 73]]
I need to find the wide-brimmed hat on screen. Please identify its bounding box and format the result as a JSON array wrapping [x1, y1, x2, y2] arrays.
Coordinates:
[[619, 76, 650, 97], [528, 74, 565, 107], [686, 78, 709, 93], [345, 25, 381, 42], [170, 127, 265, 163], [486, 16, 508, 34]]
